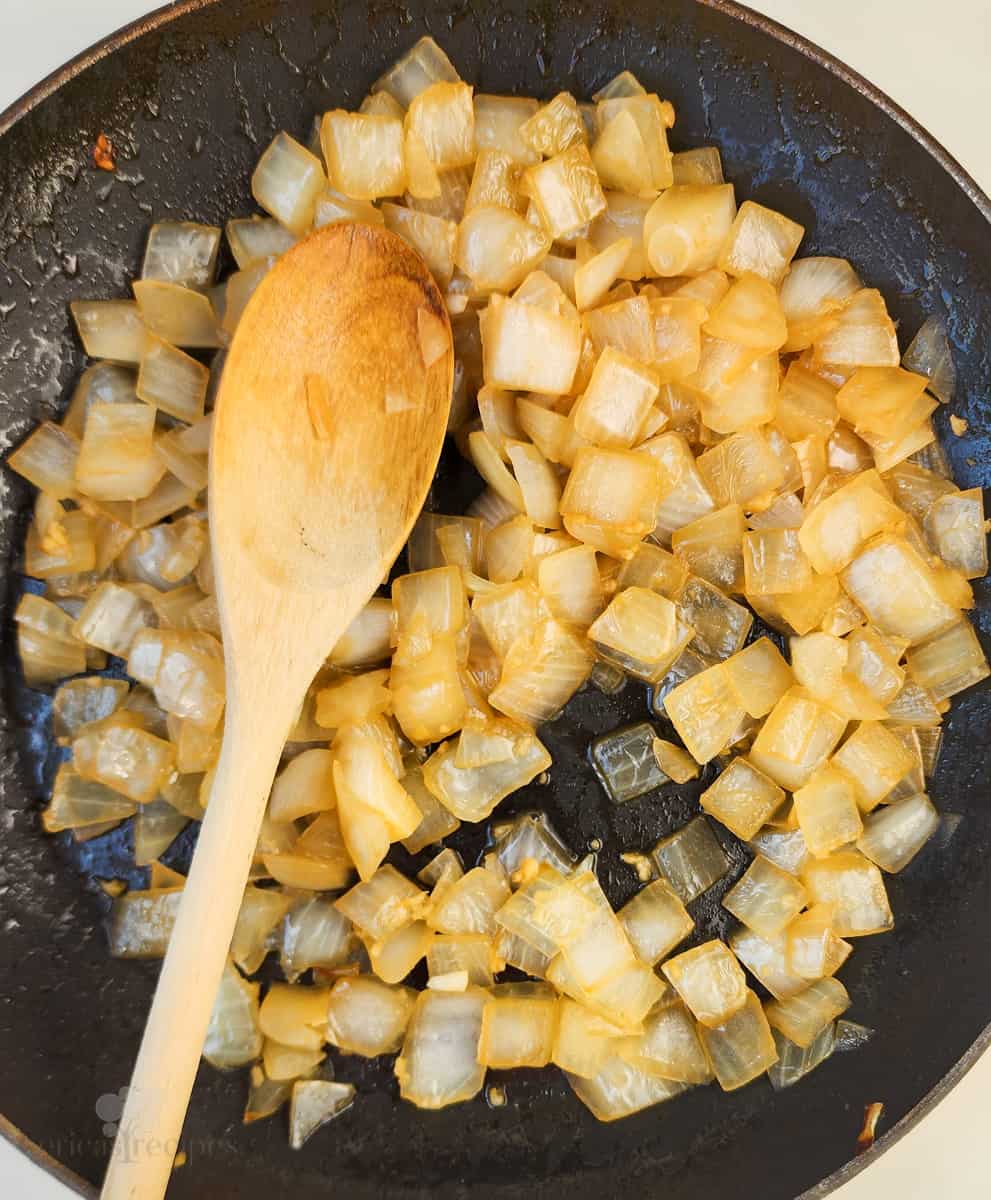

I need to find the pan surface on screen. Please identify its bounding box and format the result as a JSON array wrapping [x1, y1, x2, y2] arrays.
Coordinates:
[[1, 2, 989, 1198]]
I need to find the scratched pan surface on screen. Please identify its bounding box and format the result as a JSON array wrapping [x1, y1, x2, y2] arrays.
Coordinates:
[[0, 1, 990, 1197]]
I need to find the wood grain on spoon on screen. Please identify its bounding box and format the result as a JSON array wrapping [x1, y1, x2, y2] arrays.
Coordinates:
[[102, 223, 452, 1200]]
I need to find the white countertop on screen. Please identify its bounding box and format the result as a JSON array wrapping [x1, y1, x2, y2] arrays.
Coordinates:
[[1, 2, 988, 1197]]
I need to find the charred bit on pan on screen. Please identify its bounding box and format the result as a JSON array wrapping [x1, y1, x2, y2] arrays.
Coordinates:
[[856, 1101, 884, 1153], [93, 133, 116, 172]]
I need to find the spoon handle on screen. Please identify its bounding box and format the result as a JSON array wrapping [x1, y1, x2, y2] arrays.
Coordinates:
[[101, 682, 299, 1200]]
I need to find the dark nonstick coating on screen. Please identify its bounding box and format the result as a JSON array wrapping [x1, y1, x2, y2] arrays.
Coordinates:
[[1, 2, 990, 1197]]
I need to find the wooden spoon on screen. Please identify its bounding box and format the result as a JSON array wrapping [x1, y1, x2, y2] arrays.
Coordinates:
[[102, 223, 452, 1200]]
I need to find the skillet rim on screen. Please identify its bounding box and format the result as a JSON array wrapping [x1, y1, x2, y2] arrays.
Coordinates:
[[0, 1, 989, 1196]]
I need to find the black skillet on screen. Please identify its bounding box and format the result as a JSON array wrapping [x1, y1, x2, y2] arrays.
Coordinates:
[[1, 2, 989, 1197]]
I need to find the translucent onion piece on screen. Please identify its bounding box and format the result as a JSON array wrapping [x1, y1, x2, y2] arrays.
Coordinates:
[[652, 739, 699, 784], [259, 983, 331, 1052], [478, 982, 557, 1068], [672, 504, 744, 593], [73, 717, 175, 804], [924, 489, 987, 580], [335, 864, 430, 941], [373, 37, 460, 107], [729, 927, 807, 1001], [203, 959, 262, 1069], [749, 688, 847, 791], [428, 934, 495, 987], [813, 288, 899, 368], [552, 998, 625, 1078], [523, 144, 606, 238], [644, 184, 736, 276], [651, 815, 730, 904], [566, 1053, 685, 1120], [791, 765, 864, 859], [723, 855, 807, 939], [662, 939, 748, 1027], [280, 897, 356, 982], [488, 618, 594, 726], [905, 619, 990, 702], [71, 581, 153, 657], [70, 300, 146, 364], [137, 336, 209, 423], [231, 886, 295, 975], [621, 1000, 712, 1084], [856, 792, 940, 873], [42, 763, 137, 832], [226, 216, 297, 269], [830, 720, 914, 812], [143, 221, 221, 288], [698, 989, 778, 1091], [537, 544, 605, 629], [108, 888, 183, 958], [768, 1023, 837, 1091], [749, 827, 810, 878], [493, 811, 576, 881], [472, 94, 540, 165], [133, 280, 221, 349], [133, 798, 188, 866], [561, 446, 660, 557], [8, 422, 81, 498], [480, 294, 582, 395], [779, 257, 862, 351], [320, 111, 406, 200], [289, 1080, 355, 1150], [75, 403, 164, 502], [589, 587, 694, 684], [663, 660, 746, 764], [262, 1041, 325, 1082], [744, 528, 813, 597], [786, 903, 852, 980], [326, 975, 415, 1056], [696, 429, 786, 510], [617, 879, 693, 965], [395, 988, 487, 1109], [591, 721, 669, 804], [671, 145, 723, 184], [428, 866, 510, 936], [801, 851, 893, 937], [676, 576, 753, 661], [717, 201, 804, 285], [902, 315, 955, 404], [765, 977, 849, 1049], [572, 347, 658, 449], [52, 677, 129, 743], [329, 598, 395, 670]]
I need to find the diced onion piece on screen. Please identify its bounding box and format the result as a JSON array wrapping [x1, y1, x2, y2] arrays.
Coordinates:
[[406, 81, 475, 170], [566, 1052, 685, 1120], [643, 184, 737, 277], [813, 288, 898, 367], [671, 145, 723, 185], [650, 816, 730, 904], [71, 300, 146, 363], [748, 687, 847, 791], [453, 204, 548, 293], [589, 587, 693, 683], [259, 982, 331, 1051], [523, 143, 607, 239], [428, 934, 495, 987], [488, 618, 594, 726], [288, 1080, 355, 1150], [594, 94, 673, 189], [315, 186, 385, 228], [786, 903, 852, 980], [73, 716, 175, 804], [280, 897, 356, 982], [250, 132, 325, 235], [902, 314, 955, 403], [521, 92, 586, 156], [723, 855, 807, 939], [373, 36, 460, 108], [395, 988, 487, 1109], [729, 927, 807, 1001], [326, 975, 415, 1056], [831, 720, 915, 811], [801, 851, 893, 937], [561, 446, 660, 558], [315, 670, 391, 729], [9, 422, 81, 498], [133, 280, 220, 349], [924, 488, 987, 579], [695, 428, 786, 510], [231, 886, 295, 975], [133, 798, 188, 866], [591, 109, 654, 195], [321, 111, 406, 200], [52, 677, 129, 743], [700, 756, 786, 840], [552, 998, 625, 1078], [334, 864, 429, 941], [743, 528, 813, 596], [856, 792, 940, 873], [779, 257, 861, 351], [74, 403, 164, 502], [422, 727, 550, 821], [428, 866, 510, 936], [226, 216, 297, 269], [41, 763, 137, 832], [671, 504, 744, 592], [750, 827, 810, 878], [504, 440, 562, 529], [723, 638, 793, 718], [71, 581, 153, 656], [478, 982, 557, 1068], [203, 959, 263, 1069], [480, 294, 582, 394], [662, 939, 748, 1027], [765, 977, 849, 1049], [591, 721, 668, 803], [905, 619, 989, 701], [663, 660, 746, 763], [571, 347, 658, 449], [574, 237, 633, 311], [329, 598, 395, 669], [620, 1000, 712, 1084], [466, 150, 524, 215], [698, 989, 778, 1091], [400, 763, 461, 853], [262, 1041, 324, 1082], [704, 273, 787, 352], [472, 94, 540, 166], [618, 879, 693, 965], [841, 533, 960, 645], [798, 470, 905, 575], [536, 545, 605, 629], [652, 739, 699, 784], [717, 200, 804, 285], [108, 888, 183, 958]]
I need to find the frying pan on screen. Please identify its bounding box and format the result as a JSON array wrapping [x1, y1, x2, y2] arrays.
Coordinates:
[[1, 2, 989, 1197]]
